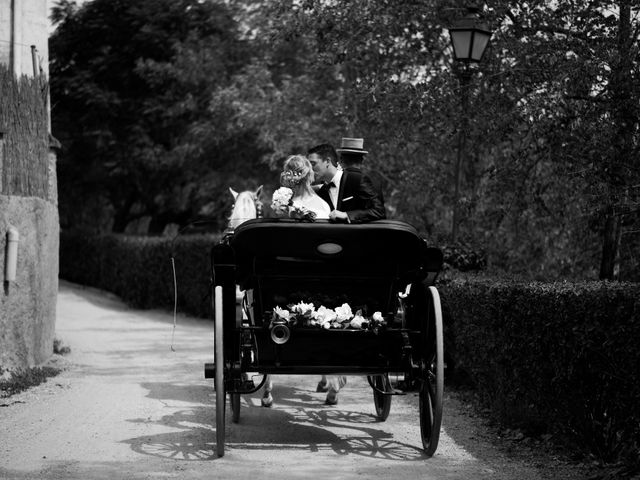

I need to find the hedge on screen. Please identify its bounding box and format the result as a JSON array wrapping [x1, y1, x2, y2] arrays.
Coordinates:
[[440, 277, 640, 466], [59, 231, 484, 317], [59, 230, 221, 318]]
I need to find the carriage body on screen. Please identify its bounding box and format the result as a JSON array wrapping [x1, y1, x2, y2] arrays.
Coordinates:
[[207, 219, 444, 457]]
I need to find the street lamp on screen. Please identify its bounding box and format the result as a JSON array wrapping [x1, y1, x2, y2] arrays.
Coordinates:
[[448, 5, 492, 64], [448, 4, 492, 243]]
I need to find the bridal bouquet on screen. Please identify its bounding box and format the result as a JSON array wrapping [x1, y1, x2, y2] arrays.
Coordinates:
[[271, 187, 316, 221], [271, 301, 387, 331]]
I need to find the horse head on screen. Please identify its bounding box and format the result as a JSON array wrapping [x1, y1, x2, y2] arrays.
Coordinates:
[[228, 185, 263, 230]]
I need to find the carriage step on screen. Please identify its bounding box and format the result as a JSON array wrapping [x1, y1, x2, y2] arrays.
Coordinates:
[[377, 388, 408, 396]]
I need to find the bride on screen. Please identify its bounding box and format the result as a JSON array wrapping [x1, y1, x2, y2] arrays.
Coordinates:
[[274, 154, 331, 219]]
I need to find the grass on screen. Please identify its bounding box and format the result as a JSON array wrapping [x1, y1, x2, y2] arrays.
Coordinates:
[[0, 338, 70, 399], [0, 366, 62, 398]]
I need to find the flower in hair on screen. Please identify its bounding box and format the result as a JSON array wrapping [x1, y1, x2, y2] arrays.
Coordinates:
[[280, 170, 305, 188]]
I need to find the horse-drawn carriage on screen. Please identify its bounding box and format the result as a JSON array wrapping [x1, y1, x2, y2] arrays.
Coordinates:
[[205, 218, 444, 457]]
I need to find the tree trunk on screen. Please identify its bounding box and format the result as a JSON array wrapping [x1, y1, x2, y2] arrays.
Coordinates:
[[599, 0, 633, 280], [599, 208, 622, 280]]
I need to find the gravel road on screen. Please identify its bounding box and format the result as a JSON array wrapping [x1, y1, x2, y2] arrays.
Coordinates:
[[0, 281, 593, 480]]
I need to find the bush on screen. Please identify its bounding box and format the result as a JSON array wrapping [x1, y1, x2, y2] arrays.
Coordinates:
[[59, 230, 222, 318], [440, 241, 486, 272], [440, 276, 640, 466], [0, 367, 61, 398]]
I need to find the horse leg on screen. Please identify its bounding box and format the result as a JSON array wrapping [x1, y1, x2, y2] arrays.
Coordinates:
[[316, 374, 329, 392], [325, 376, 347, 405], [261, 375, 273, 407]]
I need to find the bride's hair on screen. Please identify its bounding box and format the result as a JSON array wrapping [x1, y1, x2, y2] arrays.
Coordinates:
[[280, 155, 315, 195]]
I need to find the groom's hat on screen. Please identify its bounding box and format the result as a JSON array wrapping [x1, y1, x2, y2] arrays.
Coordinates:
[[336, 137, 368, 154]]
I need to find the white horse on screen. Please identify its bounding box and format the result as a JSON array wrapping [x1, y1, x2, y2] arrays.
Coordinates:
[[227, 186, 275, 407], [228, 186, 263, 231]]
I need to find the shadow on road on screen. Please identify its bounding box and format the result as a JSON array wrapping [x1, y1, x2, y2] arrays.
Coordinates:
[[123, 381, 427, 462]]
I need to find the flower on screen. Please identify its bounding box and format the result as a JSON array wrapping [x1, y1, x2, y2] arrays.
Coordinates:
[[289, 202, 317, 221], [271, 188, 317, 221], [271, 187, 293, 214], [273, 306, 290, 321], [350, 310, 368, 329], [334, 303, 353, 322], [280, 170, 305, 188], [290, 301, 315, 317], [270, 302, 386, 331], [313, 305, 337, 328]]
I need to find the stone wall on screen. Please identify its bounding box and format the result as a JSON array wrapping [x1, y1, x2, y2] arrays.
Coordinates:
[[0, 196, 59, 369]]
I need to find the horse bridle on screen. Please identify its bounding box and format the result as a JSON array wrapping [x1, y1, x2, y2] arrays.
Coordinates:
[[255, 195, 264, 219], [223, 193, 262, 243]]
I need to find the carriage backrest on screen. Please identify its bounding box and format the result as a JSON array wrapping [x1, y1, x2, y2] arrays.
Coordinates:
[[222, 219, 443, 316]]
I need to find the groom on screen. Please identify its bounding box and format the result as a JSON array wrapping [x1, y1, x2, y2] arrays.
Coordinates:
[[308, 140, 385, 224], [307, 140, 386, 405]]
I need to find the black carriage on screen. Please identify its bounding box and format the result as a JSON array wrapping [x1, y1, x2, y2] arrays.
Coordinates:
[[205, 219, 444, 457]]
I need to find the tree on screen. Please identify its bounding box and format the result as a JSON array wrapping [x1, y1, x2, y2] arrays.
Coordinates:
[[480, 0, 640, 279], [50, 0, 268, 233], [51, 0, 639, 278], [265, 0, 640, 279]]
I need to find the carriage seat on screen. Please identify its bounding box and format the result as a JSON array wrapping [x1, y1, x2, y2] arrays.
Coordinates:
[[221, 219, 443, 315]]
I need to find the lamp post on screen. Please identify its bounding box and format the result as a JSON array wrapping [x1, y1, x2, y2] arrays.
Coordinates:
[[448, 4, 492, 243]]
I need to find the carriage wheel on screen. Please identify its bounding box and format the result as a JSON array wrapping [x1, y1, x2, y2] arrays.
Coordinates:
[[419, 286, 444, 457], [214, 286, 226, 457], [230, 393, 241, 423], [370, 374, 392, 421]]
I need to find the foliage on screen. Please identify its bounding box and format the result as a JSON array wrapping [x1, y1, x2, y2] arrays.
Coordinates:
[[53, 338, 71, 356], [441, 275, 640, 466], [478, 0, 640, 280], [0, 367, 62, 398], [441, 242, 487, 272], [50, 0, 640, 279], [50, 0, 269, 233], [258, 0, 640, 280], [59, 230, 222, 318]]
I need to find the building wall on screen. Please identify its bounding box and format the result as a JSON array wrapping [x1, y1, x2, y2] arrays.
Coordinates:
[[0, 0, 58, 371], [0, 197, 59, 369], [0, 0, 49, 77]]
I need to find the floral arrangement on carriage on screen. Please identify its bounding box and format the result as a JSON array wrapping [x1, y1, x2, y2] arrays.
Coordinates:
[[271, 186, 317, 221], [269, 301, 388, 331]]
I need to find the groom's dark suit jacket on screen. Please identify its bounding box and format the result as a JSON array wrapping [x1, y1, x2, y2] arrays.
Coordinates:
[[317, 167, 386, 223]]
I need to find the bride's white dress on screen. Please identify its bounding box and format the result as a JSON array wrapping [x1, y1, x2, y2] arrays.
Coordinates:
[[293, 193, 331, 219]]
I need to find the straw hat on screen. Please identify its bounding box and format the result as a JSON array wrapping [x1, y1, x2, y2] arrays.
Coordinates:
[[336, 137, 368, 154]]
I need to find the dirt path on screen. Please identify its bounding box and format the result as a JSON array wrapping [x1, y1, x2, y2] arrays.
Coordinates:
[[0, 281, 593, 480]]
